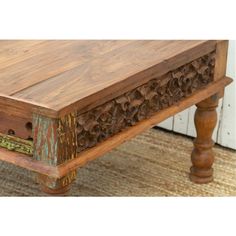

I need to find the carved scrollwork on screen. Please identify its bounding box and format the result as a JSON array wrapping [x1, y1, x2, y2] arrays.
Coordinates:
[[76, 52, 216, 153], [0, 132, 33, 155]]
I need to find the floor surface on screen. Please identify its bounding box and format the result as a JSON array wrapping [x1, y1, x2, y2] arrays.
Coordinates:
[[1, 128, 236, 196]]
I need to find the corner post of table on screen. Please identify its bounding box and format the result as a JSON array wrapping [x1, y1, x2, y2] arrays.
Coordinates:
[[32, 112, 78, 194], [190, 40, 228, 184]]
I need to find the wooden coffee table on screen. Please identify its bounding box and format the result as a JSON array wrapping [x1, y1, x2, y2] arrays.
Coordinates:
[[0, 40, 232, 195]]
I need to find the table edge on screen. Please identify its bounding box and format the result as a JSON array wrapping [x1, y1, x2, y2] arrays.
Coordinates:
[[0, 40, 223, 118], [0, 76, 232, 178]]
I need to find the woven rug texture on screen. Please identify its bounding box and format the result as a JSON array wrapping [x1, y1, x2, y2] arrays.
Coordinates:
[[0, 128, 236, 196]]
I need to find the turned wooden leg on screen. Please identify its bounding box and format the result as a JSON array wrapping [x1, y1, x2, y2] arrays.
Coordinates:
[[190, 94, 219, 184], [37, 170, 77, 195]]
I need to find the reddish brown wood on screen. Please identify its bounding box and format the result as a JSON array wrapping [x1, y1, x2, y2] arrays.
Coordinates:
[[189, 40, 230, 184], [0, 40, 217, 118], [0, 111, 32, 139], [37, 170, 77, 195], [76, 51, 216, 153], [0, 40, 132, 95], [190, 94, 219, 183], [214, 41, 228, 81], [0, 77, 232, 180], [0, 40, 232, 195]]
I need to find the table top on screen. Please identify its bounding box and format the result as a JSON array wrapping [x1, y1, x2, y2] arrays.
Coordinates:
[[0, 40, 217, 118]]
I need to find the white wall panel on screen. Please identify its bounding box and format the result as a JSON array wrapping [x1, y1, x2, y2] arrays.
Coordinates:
[[186, 105, 196, 137], [185, 100, 223, 142], [157, 40, 236, 150], [158, 117, 173, 131], [173, 110, 189, 134], [217, 40, 236, 149]]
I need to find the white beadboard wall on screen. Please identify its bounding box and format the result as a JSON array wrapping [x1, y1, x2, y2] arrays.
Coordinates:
[[158, 40, 236, 150]]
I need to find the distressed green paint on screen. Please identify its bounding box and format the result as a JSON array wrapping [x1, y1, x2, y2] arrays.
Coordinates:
[[32, 113, 77, 166], [0, 132, 33, 155], [33, 114, 58, 165]]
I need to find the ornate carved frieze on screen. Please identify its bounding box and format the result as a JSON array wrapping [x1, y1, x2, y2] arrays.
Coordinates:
[[76, 51, 216, 152], [0, 51, 216, 158], [0, 132, 33, 155]]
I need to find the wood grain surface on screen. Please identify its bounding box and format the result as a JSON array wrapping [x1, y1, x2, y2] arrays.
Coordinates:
[[0, 40, 219, 117], [0, 76, 232, 179]]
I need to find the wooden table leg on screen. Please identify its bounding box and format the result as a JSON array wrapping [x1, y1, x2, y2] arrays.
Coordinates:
[[37, 170, 77, 195], [190, 94, 219, 184]]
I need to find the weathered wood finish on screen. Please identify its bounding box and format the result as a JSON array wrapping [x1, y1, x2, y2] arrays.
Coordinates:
[[214, 41, 228, 81], [0, 41, 133, 95], [33, 113, 78, 192], [0, 132, 33, 155], [58, 113, 78, 163], [37, 170, 77, 194], [33, 115, 58, 166], [0, 40, 217, 118], [33, 113, 77, 166], [76, 51, 215, 152], [190, 94, 219, 183], [0, 111, 32, 139], [0, 40, 232, 195], [0, 77, 232, 180]]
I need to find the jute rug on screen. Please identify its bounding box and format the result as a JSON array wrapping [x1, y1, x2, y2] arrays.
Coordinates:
[[0, 128, 236, 196]]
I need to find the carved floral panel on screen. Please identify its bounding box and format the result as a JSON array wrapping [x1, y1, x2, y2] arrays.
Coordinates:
[[75, 51, 216, 152]]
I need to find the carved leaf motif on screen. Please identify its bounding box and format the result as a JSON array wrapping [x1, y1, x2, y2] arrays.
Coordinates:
[[76, 51, 216, 153]]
